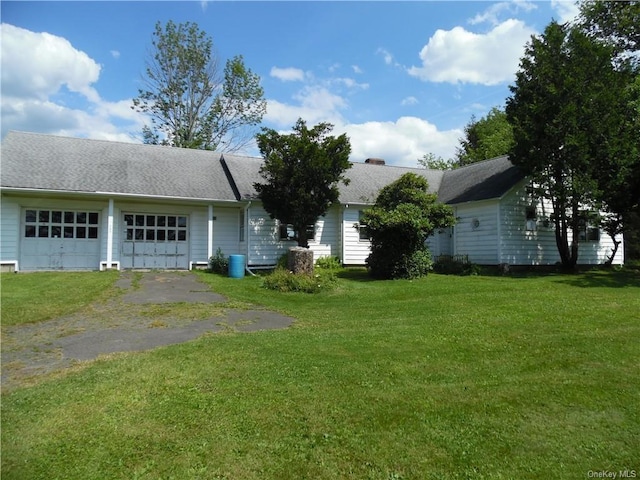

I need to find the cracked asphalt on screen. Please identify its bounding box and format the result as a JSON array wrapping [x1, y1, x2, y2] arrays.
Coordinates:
[[1, 271, 295, 391]]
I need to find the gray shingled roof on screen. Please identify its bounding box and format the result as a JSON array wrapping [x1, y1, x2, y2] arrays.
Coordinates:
[[221, 154, 445, 205], [438, 155, 525, 204], [1, 131, 524, 205], [0, 131, 237, 201]]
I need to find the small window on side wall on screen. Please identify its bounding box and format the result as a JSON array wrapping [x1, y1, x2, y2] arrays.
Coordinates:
[[525, 206, 537, 231], [278, 223, 315, 242], [358, 211, 369, 241]]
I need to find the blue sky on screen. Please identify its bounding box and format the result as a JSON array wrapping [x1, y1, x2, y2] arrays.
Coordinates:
[[1, 1, 580, 166]]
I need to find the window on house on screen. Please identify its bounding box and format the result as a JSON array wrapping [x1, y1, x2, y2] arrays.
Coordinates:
[[526, 206, 537, 231], [239, 210, 245, 242], [24, 209, 99, 239], [278, 223, 315, 241], [578, 214, 600, 242], [358, 211, 370, 241]]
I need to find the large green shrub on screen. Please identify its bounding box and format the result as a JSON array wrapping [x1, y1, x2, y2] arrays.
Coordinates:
[[362, 173, 455, 280], [262, 267, 337, 293], [208, 247, 229, 274]]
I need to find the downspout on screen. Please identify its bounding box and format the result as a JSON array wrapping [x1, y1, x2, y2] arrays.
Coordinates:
[[207, 205, 214, 260], [496, 202, 502, 265], [106, 198, 115, 269], [342, 204, 348, 265], [244, 201, 257, 276]]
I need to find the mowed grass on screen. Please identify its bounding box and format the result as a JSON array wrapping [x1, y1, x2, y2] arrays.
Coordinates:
[[0, 270, 120, 326], [2, 269, 639, 479]]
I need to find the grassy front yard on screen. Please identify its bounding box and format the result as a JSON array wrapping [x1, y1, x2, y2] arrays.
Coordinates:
[[2, 269, 639, 479]]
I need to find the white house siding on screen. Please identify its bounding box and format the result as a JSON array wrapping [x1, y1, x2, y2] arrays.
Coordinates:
[[308, 206, 340, 261], [210, 206, 242, 258], [452, 201, 500, 264], [247, 204, 292, 266], [427, 228, 453, 259], [342, 205, 371, 265], [499, 183, 624, 265], [0, 196, 20, 270]]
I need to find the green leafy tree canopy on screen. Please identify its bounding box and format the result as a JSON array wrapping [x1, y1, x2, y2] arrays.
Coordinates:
[[506, 20, 630, 268], [455, 107, 514, 167], [132, 20, 266, 152], [362, 173, 456, 279], [254, 119, 352, 248]]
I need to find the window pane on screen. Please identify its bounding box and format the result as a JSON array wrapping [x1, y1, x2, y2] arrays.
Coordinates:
[[146, 229, 155, 241], [157, 216, 166, 226], [76, 212, 87, 224], [25, 225, 36, 237], [168, 230, 176, 241], [89, 212, 99, 225], [178, 230, 186, 241], [146, 215, 155, 227], [126, 229, 133, 240], [64, 227, 74, 238], [135, 229, 144, 240], [135, 215, 145, 227], [52, 226, 62, 238], [38, 226, 49, 237], [168, 216, 176, 227], [124, 214, 134, 226], [88, 227, 98, 239], [25, 210, 37, 223], [39, 210, 50, 222], [178, 216, 187, 227], [52, 211, 62, 223], [157, 230, 166, 241], [65, 211, 75, 223], [76, 227, 86, 238]]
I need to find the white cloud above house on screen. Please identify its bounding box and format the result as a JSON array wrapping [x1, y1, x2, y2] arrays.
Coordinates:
[[0, 23, 144, 141], [270, 66, 306, 82], [407, 19, 536, 85]]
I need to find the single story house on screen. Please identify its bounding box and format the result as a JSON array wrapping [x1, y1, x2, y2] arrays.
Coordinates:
[[0, 131, 622, 272]]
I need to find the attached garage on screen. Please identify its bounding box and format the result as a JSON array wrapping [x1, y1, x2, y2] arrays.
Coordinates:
[[120, 213, 189, 269], [20, 208, 101, 270]]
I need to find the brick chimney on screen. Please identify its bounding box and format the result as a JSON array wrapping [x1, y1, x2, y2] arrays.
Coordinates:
[[364, 158, 385, 165]]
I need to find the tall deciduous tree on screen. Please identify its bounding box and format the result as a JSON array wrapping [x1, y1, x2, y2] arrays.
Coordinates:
[[455, 107, 514, 167], [132, 21, 266, 152], [362, 173, 455, 280], [579, 0, 640, 263], [506, 21, 631, 268], [254, 119, 352, 248]]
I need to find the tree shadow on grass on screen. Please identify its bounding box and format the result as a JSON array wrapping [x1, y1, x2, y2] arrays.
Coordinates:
[[550, 269, 640, 288], [336, 268, 377, 282]]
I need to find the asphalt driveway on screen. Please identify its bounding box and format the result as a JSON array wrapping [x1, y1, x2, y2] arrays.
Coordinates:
[[1, 271, 295, 390]]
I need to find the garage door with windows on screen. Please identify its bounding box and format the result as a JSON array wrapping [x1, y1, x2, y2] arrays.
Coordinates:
[[20, 209, 101, 270], [121, 213, 189, 269]]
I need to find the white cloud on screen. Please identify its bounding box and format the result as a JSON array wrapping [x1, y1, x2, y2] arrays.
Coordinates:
[[110, 50, 120, 59], [332, 77, 369, 90], [1, 23, 101, 102], [376, 47, 395, 66], [0, 23, 144, 140], [469, 1, 537, 26], [265, 85, 347, 128], [401, 96, 419, 106], [352, 65, 363, 74], [343, 117, 462, 167], [407, 19, 536, 85], [551, 0, 580, 24], [270, 66, 306, 82]]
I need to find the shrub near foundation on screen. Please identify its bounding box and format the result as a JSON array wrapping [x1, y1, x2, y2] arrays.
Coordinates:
[[262, 268, 337, 293]]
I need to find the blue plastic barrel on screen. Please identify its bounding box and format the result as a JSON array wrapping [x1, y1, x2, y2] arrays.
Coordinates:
[[228, 254, 245, 278]]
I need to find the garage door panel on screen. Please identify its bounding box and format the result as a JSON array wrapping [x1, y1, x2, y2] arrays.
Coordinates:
[[121, 213, 189, 269], [20, 209, 100, 270]]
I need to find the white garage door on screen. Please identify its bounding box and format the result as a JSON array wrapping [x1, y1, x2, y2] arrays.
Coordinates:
[[121, 213, 189, 269], [20, 209, 101, 270]]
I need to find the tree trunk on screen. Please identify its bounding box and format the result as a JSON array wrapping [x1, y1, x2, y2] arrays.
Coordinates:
[[288, 247, 314, 275]]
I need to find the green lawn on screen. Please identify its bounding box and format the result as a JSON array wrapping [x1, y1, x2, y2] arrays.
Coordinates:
[[2, 269, 639, 479]]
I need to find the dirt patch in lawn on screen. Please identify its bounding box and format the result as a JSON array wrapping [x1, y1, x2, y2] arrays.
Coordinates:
[[1, 271, 295, 391]]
